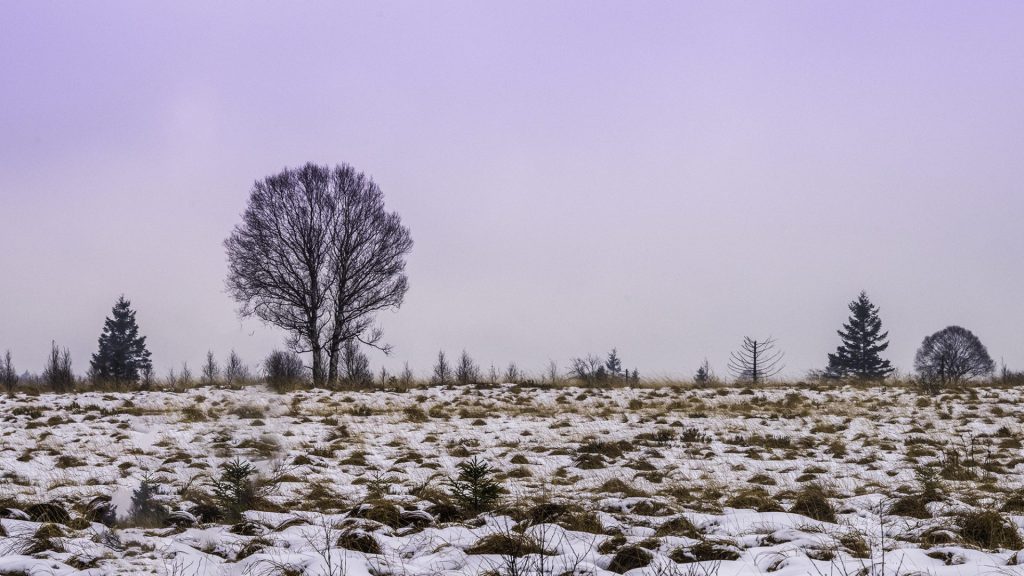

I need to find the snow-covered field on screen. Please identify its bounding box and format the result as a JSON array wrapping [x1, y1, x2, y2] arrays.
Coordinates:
[[2, 382, 1024, 576]]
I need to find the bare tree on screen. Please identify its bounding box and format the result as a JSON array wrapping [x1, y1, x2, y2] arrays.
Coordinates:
[[399, 362, 415, 389], [432, 350, 452, 385], [503, 362, 522, 384], [545, 360, 560, 385], [225, 163, 412, 388], [728, 336, 784, 384], [43, 341, 75, 392], [324, 165, 413, 385], [223, 350, 250, 386], [340, 339, 372, 387], [201, 351, 220, 385], [177, 362, 193, 388], [914, 326, 995, 389], [1, 350, 18, 395], [568, 354, 606, 386], [455, 350, 480, 385], [225, 165, 337, 386]]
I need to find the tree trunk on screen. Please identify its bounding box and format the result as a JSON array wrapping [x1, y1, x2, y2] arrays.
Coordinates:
[[327, 333, 341, 387], [311, 346, 326, 388]]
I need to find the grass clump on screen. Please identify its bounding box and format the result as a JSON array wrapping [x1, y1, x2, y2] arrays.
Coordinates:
[[608, 545, 653, 573], [957, 509, 1023, 550], [525, 502, 603, 533], [889, 467, 943, 519], [25, 502, 71, 525], [337, 530, 381, 554], [725, 487, 783, 512], [788, 484, 836, 523], [466, 533, 548, 557], [670, 538, 741, 563], [25, 523, 67, 554], [654, 514, 701, 538], [358, 500, 402, 528], [1001, 490, 1024, 513], [839, 531, 870, 558], [598, 478, 648, 498]]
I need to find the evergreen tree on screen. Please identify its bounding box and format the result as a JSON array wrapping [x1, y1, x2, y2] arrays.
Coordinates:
[[694, 358, 712, 385], [826, 291, 894, 380], [605, 348, 623, 377], [445, 456, 504, 515], [90, 296, 153, 385]]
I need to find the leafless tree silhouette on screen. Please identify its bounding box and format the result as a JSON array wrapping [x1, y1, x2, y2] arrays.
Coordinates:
[[43, 341, 75, 392], [728, 336, 784, 383], [225, 163, 412, 388], [914, 325, 994, 389], [1, 350, 17, 395], [323, 165, 412, 384]]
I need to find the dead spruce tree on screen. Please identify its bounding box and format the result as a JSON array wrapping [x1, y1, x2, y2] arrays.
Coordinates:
[[225, 163, 412, 388], [728, 336, 784, 384]]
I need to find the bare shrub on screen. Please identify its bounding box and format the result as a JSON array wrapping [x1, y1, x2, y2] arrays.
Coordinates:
[[224, 350, 250, 387], [456, 350, 480, 385], [42, 341, 74, 393], [264, 350, 305, 392]]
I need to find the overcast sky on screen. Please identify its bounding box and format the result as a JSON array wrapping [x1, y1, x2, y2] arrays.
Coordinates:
[[2, 2, 1022, 380]]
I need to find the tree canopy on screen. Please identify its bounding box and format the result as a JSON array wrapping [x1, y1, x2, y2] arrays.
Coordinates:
[[914, 325, 994, 386], [225, 163, 412, 387]]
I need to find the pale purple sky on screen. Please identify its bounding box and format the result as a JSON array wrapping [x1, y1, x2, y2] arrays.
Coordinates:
[[2, 2, 1023, 379]]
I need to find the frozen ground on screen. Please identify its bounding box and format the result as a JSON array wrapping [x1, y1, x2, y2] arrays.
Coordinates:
[[2, 382, 1024, 575]]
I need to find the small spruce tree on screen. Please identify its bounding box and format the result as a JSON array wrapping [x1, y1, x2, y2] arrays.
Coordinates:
[[605, 348, 623, 378], [90, 296, 153, 386], [210, 458, 258, 523], [446, 456, 503, 516], [825, 291, 894, 380], [129, 474, 169, 527], [694, 358, 712, 385]]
